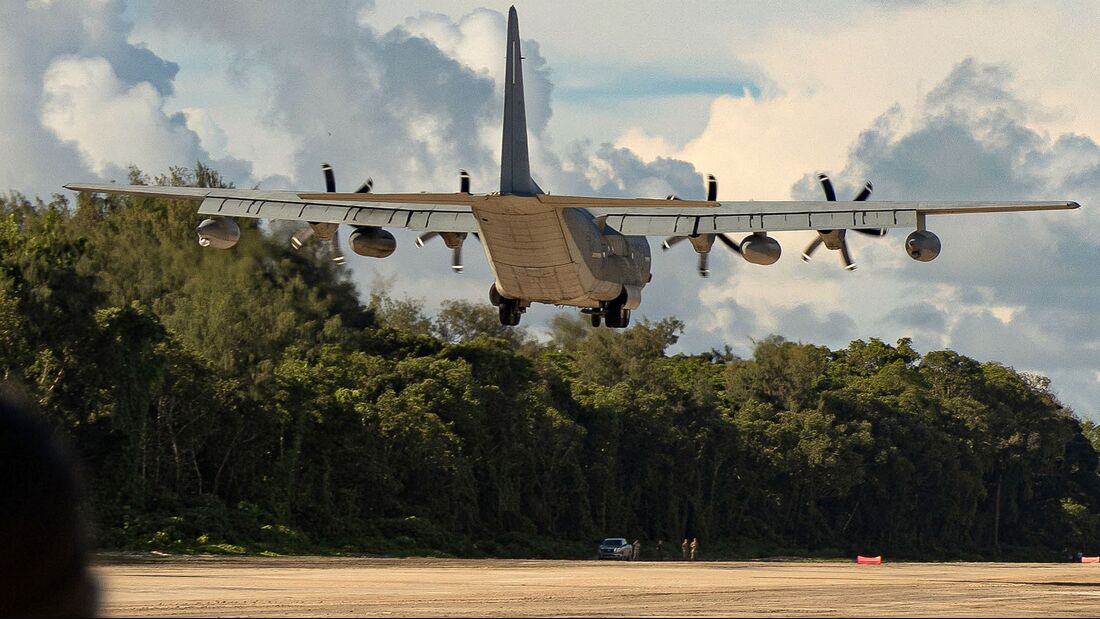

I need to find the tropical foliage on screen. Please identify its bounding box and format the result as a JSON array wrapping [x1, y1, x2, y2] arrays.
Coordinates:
[[2, 166, 1096, 560]]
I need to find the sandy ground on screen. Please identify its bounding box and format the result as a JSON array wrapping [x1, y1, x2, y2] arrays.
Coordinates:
[[93, 555, 1100, 617]]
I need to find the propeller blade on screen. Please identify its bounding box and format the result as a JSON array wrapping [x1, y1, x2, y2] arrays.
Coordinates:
[[817, 173, 837, 201], [290, 225, 314, 250], [416, 231, 439, 248], [853, 180, 873, 202], [460, 170, 471, 194], [801, 236, 823, 262], [715, 233, 741, 254], [355, 178, 373, 193], [697, 252, 709, 278], [840, 241, 855, 271], [707, 174, 718, 202], [322, 163, 336, 192], [452, 246, 463, 273], [321, 165, 342, 259], [331, 232, 346, 265], [662, 236, 687, 250]]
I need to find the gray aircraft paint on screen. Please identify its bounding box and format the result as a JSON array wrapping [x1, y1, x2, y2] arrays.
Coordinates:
[[500, 6, 537, 197]]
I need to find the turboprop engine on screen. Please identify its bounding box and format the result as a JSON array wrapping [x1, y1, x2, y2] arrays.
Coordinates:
[[349, 226, 396, 258], [739, 232, 782, 265], [196, 217, 240, 249], [905, 230, 941, 262]]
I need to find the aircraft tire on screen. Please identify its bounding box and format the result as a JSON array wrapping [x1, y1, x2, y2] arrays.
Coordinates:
[[605, 302, 622, 328], [499, 299, 522, 326], [590, 313, 601, 328]]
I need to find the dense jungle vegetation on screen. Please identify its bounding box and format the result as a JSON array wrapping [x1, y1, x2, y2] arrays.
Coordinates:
[[3, 165, 1099, 561]]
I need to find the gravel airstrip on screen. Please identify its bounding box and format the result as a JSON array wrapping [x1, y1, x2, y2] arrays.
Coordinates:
[[94, 556, 1100, 617]]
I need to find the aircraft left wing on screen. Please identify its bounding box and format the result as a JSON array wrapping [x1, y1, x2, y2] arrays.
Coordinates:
[[63, 183, 480, 233], [580, 198, 1081, 236]]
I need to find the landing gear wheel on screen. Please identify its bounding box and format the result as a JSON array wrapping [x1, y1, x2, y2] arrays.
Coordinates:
[[605, 302, 630, 328], [590, 313, 602, 327], [498, 299, 522, 326]]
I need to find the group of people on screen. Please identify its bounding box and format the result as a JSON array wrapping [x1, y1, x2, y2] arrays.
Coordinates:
[[633, 537, 700, 561]]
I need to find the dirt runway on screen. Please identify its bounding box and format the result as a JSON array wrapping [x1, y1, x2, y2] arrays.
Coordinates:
[[93, 556, 1100, 617]]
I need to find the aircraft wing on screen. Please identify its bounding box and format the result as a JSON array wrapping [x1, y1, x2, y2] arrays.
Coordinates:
[[63, 183, 480, 233], [582, 199, 1081, 236]]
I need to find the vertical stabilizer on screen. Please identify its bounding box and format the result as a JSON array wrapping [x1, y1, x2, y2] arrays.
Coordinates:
[[500, 6, 540, 195]]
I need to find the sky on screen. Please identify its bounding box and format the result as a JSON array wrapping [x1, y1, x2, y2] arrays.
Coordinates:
[[3, 0, 1099, 418]]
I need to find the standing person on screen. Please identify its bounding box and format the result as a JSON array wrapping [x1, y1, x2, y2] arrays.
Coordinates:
[[632, 539, 641, 561], [656, 539, 664, 560], [681, 538, 689, 560], [690, 538, 699, 561]]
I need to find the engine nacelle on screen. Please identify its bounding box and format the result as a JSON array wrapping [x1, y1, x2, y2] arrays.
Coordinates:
[[196, 217, 239, 249], [740, 233, 781, 265], [348, 226, 396, 258], [905, 230, 941, 262]]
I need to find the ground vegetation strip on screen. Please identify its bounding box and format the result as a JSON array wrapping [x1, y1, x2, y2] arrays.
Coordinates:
[[2, 164, 1100, 560]]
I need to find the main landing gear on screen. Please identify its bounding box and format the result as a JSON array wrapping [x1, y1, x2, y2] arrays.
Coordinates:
[[603, 298, 630, 329], [583, 295, 631, 329], [490, 285, 526, 326], [489, 285, 631, 329], [498, 298, 523, 326]]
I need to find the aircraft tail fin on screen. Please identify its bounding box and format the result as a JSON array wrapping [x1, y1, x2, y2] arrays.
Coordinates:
[[500, 6, 541, 196]]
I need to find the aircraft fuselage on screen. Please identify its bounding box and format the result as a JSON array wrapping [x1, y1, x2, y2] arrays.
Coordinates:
[[473, 195, 649, 310]]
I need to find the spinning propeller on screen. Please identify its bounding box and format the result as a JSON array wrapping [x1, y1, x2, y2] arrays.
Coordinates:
[[416, 171, 477, 272], [661, 175, 744, 277], [800, 173, 886, 271], [662, 233, 741, 278], [290, 163, 374, 264]]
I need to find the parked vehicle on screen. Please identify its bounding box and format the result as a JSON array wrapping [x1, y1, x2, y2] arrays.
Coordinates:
[[597, 537, 633, 560]]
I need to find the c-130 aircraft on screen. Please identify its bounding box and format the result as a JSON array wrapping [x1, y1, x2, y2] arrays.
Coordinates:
[[68, 7, 1079, 329]]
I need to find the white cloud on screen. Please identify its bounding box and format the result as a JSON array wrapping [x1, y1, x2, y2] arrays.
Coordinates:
[[400, 9, 506, 84], [181, 107, 228, 158], [5, 1, 1100, 417], [42, 55, 200, 176], [615, 128, 677, 166]]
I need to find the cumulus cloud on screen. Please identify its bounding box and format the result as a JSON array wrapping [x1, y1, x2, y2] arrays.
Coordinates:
[[0, 0, 258, 197], [672, 55, 1100, 416], [41, 56, 202, 177], [4, 1, 1099, 417]]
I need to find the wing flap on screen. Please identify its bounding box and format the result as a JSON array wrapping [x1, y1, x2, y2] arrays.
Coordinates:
[[68, 184, 479, 233], [592, 200, 1077, 235], [195, 195, 479, 232]]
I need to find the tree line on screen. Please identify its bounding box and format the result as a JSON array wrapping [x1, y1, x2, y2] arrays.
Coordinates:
[[2, 164, 1098, 560]]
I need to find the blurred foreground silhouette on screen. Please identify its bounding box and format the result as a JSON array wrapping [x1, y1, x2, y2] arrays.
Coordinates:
[[0, 395, 98, 617]]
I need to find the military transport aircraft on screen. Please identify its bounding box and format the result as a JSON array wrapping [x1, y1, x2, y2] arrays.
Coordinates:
[[66, 7, 1079, 329]]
